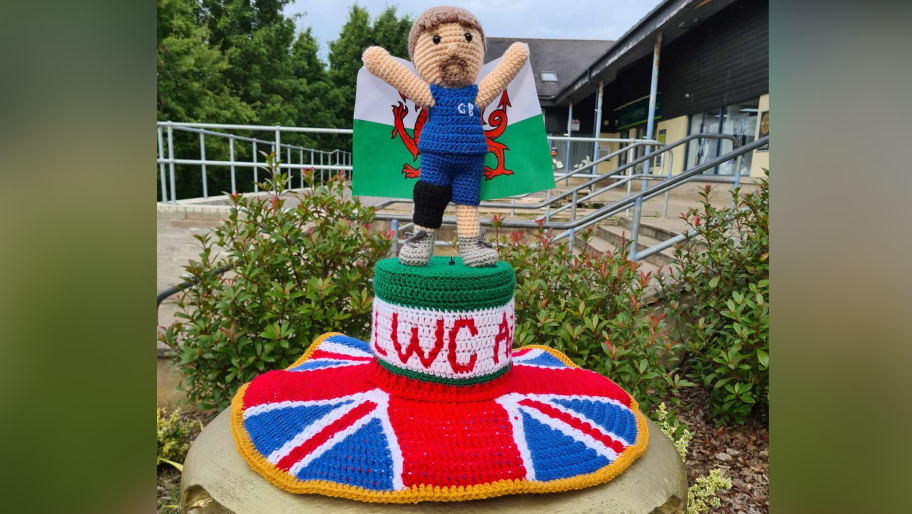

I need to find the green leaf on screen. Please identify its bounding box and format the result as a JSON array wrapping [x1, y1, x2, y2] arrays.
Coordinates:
[[757, 349, 769, 368], [709, 276, 720, 288], [714, 377, 732, 390]]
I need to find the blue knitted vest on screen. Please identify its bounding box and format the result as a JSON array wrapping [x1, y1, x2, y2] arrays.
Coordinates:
[[418, 84, 489, 156]]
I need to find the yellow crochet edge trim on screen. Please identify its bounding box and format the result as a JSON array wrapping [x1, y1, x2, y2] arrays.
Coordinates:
[[230, 333, 650, 504], [519, 344, 581, 368], [287, 332, 344, 369]]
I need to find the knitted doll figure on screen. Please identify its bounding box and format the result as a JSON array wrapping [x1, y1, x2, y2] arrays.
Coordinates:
[[362, 6, 530, 268]]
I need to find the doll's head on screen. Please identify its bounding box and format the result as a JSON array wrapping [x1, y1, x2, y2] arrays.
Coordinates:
[[408, 7, 486, 88]]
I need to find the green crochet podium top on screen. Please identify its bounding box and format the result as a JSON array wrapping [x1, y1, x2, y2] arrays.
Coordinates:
[[373, 257, 515, 311]]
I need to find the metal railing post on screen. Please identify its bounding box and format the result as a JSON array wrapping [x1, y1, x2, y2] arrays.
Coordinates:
[[300, 148, 304, 188], [391, 219, 400, 257], [229, 136, 236, 194], [629, 197, 643, 260], [565, 101, 573, 175], [545, 190, 552, 222], [731, 164, 742, 209], [200, 132, 208, 198], [287, 146, 292, 189], [625, 162, 633, 217], [571, 190, 577, 222], [253, 141, 258, 192], [593, 81, 604, 173], [167, 123, 177, 203], [157, 126, 168, 202], [274, 128, 282, 189], [662, 149, 673, 218]]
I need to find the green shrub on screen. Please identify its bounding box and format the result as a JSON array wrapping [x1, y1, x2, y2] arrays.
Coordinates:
[[157, 407, 201, 470], [159, 155, 392, 410], [653, 403, 732, 514], [494, 220, 688, 412], [657, 173, 769, 424]]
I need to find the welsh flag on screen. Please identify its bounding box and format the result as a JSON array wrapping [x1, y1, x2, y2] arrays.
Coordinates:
[[352, 57, 555, 201]]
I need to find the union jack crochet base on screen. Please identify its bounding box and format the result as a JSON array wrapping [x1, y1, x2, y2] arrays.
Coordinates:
[[231, 335, 649, 503]]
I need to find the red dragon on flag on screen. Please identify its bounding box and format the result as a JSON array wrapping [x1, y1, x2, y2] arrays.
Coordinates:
[[390, 90, 514, 181]]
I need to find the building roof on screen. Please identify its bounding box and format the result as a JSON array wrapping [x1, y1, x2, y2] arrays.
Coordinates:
[[484, 37, 614, 100], [553, 0, 745, 106]]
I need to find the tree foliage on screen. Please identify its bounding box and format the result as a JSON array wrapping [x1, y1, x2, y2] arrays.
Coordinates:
[[157, 1, 412, 200]]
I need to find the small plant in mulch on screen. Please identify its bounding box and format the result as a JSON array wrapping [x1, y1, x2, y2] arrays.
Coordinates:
[[654, 402, 732, 514], [157, 407, 202, 471], [156, 407, 217, 513]]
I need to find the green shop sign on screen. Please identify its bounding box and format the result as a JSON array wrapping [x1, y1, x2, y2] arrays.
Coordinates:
[[617, 93, 663, 130]]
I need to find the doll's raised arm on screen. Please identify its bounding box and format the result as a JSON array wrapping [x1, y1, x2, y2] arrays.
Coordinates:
[[476, 42, 530, 109], [362, 46, 435, 108]]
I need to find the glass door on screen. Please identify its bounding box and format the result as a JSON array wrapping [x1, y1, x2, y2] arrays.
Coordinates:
[[718, 100, 759, 175]]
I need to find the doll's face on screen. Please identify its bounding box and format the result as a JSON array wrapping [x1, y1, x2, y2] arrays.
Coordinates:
[[413, 22, 484, 87]]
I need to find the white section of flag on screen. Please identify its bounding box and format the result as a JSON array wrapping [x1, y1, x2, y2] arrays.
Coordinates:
[[354, 56, 542, 127]]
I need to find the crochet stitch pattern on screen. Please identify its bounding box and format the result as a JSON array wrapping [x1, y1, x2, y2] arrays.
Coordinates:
[[419, 85, 489, 155], [373, 256, 514, 311], [231, 260, 649, 503], [361, 6, 531, 268]]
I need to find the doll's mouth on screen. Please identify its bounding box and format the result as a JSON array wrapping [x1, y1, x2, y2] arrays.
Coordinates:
[[440, 57, 469, 83]]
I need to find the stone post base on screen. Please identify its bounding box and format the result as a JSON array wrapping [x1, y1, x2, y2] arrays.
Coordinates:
[[180, 408, 687, 514]]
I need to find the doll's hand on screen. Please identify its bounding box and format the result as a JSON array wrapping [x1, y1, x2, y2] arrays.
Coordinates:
[[476, 42, 530, 109], [504, 42, 530, 65], [362, 46, 391, 72], [361, 45, 434, 107]]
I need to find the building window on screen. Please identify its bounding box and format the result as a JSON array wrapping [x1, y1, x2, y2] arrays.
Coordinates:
[[540, 71, 558, 82], [685, 98, 759, 175]]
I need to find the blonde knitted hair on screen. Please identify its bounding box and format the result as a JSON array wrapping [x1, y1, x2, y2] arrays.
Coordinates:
[[408, 6, 486, 61]]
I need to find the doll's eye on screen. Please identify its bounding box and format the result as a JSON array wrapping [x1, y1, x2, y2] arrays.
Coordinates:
[[464, 33, 473, 42], [432, 35, 441, 44]]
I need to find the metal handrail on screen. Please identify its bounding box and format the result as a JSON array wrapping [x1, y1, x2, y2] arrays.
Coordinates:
[[157, 121, 353, 202], [156, 120, 760, 248], [157, 128, 769, 322], [163, 124, 334, 156], [377, 137, 767, 252], [158, 121, 354, 134], [409, 136, 766, 231], [364, 132, 751, 256], [372, 133, 738, 213], [363, 140, 661, 216]]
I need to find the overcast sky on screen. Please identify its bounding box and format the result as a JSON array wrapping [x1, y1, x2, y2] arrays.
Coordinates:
[[285, 1, 663, 61]]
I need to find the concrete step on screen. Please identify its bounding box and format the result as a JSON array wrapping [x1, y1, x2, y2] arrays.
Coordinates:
[[594, 224, 676, 269], [616, 216, 689, 243], [573, 234, 661, 276]]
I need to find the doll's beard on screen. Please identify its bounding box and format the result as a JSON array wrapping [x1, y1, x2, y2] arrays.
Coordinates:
[[439, 57, 470, 85]]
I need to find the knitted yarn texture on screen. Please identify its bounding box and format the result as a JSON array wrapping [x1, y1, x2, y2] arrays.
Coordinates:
[[408, 6, 486, 61], [419, 85, 488, 155], [230, 259, 649, 503]]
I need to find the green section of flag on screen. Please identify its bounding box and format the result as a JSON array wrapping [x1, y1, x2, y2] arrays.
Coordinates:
[[352, 115, 554, 200]]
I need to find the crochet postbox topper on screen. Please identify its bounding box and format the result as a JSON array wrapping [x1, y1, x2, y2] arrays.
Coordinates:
[[231, 257, 649, 503], [361, 7, 531, 268]]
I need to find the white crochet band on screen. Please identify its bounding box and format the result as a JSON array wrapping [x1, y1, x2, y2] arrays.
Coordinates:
[[371, 296, 515, 380]]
